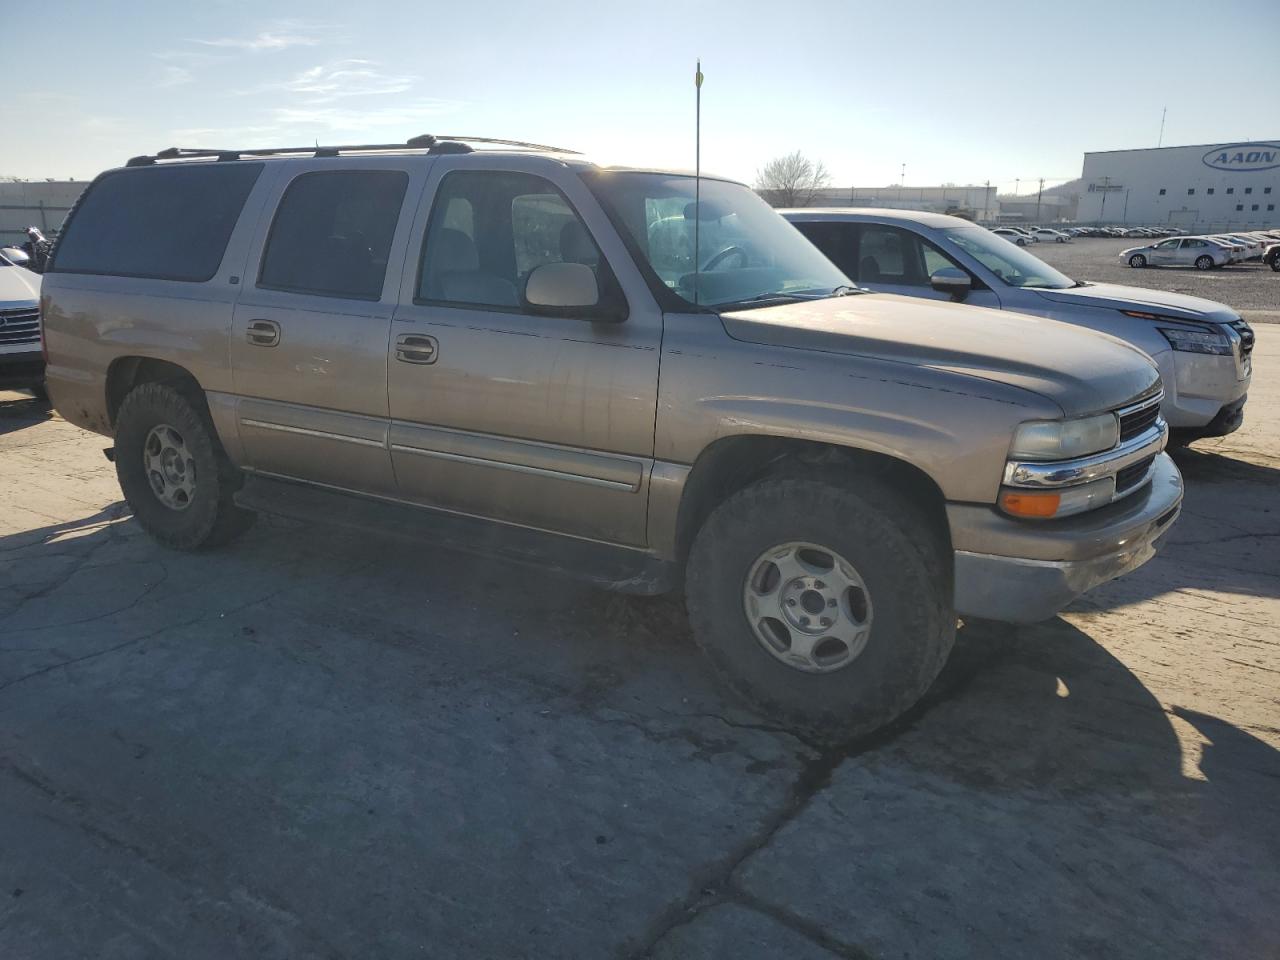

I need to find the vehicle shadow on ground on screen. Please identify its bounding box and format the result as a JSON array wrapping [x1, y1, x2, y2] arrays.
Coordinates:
[[2, 508, 1277, 956], [0, 393, 51, 435], [1077, 445, 1280, 608], [1170, 444, 1280, 486]]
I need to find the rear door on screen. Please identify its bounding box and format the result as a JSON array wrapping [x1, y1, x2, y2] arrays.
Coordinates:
[[228, 159, 427, 496], [386, 157, 661, 545]]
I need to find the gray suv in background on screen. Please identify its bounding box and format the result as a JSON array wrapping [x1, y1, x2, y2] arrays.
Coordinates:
[[784, 208, 1253, 444], [40, 138, 1183, 739]]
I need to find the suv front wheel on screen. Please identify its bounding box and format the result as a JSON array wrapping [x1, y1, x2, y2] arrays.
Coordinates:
[[114, 381, 254, 549], [685, 471, 954, 741]]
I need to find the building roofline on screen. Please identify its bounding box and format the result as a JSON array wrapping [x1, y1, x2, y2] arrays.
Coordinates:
[[1084, 139, 1280, 157]]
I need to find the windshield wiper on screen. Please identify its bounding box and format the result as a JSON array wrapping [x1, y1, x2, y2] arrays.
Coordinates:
[[831, 284, 861, 296]]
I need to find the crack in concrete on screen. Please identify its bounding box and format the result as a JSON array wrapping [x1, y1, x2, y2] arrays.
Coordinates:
[[624, 636, 1012, 960]]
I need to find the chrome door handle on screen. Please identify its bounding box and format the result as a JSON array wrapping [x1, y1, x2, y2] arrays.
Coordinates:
[[395, 333, 438, 364], [246, 319, 280, 347]]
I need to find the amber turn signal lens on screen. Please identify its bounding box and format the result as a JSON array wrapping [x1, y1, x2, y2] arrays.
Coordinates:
[[999, 490, 1062, 518]]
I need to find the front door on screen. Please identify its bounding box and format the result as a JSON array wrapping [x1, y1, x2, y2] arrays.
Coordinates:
[[1148, 239, 1180, 265], [800, 221, 1002, 308], [386, 158, 661, 546], [229, 160, 425, 496]]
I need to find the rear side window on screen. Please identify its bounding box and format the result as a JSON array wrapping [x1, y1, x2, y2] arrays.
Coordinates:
[[50, 163, 263, 281], [258, 170, 408, 301]]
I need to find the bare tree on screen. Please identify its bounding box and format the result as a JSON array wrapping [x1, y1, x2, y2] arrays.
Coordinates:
[[755, 151, 831, 207]]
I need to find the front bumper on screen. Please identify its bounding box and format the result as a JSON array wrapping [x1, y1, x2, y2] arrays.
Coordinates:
[[1154, 346, 1250, 429], [950, 453, 1184, 623]]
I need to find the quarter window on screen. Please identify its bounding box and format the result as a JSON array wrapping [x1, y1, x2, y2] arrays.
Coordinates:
[[418, 170, 609, 311], [259, 170, 408, 300], [50, 163, 262, 281]]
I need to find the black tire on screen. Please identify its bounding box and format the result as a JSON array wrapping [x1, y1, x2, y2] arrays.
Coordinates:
[[685, 471, 955, 742], [1016, 238, 1026, 246], [1269, 257, 1280, 273], [1195, 255, 1214, 271], [114, 380, 254, 549], [1128, 254, 1147, 268]]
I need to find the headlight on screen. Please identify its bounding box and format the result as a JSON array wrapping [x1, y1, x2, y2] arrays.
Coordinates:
[[1010, 413, 1120, 461], [1159, 327, 1233, 356]]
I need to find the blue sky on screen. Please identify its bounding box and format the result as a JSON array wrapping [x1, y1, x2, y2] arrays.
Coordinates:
[[3, 0, 1275, 191]]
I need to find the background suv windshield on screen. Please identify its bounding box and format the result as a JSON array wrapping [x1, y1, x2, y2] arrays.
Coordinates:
[[585, 171, 849, 308], [943, 226, 1075, 289]]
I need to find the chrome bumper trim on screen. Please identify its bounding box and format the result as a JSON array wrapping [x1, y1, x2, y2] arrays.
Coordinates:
[[1003, 421, 1167, 489]]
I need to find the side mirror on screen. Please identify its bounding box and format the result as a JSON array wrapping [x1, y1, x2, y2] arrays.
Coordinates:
[[524, 262, 623, 322], [930, 266, 971, 302]]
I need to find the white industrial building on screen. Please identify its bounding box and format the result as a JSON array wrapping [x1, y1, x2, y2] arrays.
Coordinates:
[[805, 184, 998, 221], [1076, 139, 1280, 231], [0, 179, 84, 246]]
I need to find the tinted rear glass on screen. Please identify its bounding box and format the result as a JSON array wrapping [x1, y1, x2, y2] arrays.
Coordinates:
[[50, 163, 263, 281], [258, 170, 408, 301]]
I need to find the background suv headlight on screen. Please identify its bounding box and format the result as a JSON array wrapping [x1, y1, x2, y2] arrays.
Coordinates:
[[1010, 413, 1120, 461], [1158, 327, 1233, 356]]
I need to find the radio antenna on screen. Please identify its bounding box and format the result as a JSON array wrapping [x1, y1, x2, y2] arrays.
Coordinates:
[[694, 59, 703, 306]]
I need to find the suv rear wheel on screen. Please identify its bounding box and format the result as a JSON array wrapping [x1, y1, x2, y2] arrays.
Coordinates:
[[115, 381, 254, 549], [685, 472, 954, 741]]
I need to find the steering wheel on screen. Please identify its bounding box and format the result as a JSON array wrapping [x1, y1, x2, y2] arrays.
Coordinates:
[[701, 245, 747, 272]]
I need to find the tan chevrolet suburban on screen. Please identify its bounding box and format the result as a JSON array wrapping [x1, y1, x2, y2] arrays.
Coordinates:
[[41, 136, 1184, 738]]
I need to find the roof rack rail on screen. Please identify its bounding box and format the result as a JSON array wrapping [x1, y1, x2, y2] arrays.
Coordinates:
[[125, 135, 580, 167]]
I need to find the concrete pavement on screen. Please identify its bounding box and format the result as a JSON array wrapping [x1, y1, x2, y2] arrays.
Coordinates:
[[1, 330, 1277, 959]]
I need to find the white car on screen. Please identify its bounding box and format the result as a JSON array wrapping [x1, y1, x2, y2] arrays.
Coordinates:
[[0, 251, 44, 394], [1121, 237, 1231, 270], [991, 227, 1032, 246], [783, 208, 1253, 444], [1205, 236, 1248, 263], [1032, 228, 1072, 243], [1221, 234, 1264, 260]]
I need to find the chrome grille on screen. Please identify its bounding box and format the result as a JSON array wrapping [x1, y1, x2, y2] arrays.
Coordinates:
[[1117, 391, 1163, 443], [0, 307, 40, 346]]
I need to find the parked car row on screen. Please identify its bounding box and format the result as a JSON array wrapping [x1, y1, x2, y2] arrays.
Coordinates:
[[1122, 228, 1280, 270], [28, 137, 1250, 741]]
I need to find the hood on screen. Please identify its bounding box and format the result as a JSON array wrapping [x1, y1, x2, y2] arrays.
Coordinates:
[[720, 293, 1159, 418], [1031, 281, 1238, 324], [0, 264, 40, 307]]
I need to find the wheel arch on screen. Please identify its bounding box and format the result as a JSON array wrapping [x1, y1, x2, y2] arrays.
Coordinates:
[[106, 356, 204, 428], [671, 435, 951, 564]]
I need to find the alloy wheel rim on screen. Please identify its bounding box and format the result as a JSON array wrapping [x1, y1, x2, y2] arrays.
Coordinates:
[[143, 423, 197, 511], [742, 541, 873, 674]]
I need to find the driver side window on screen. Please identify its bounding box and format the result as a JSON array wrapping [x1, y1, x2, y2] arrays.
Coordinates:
[[857, 225, 961, 288], [418, 170, 607, 312]]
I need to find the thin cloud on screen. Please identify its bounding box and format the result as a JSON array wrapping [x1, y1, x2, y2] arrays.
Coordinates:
[[192, 20, 328, 53], [157, 65, 193, 88], [271, 99, 462, 132], [279, 60, 417, 101]]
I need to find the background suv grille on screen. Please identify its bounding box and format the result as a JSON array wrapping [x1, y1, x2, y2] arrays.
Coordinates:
[[1230, 320, 1254, 357], [0, 308, 41, 346]]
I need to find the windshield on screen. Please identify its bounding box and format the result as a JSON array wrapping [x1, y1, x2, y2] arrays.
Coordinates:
[[941, 226, 1075, 290], [582, 171, 851, 308]]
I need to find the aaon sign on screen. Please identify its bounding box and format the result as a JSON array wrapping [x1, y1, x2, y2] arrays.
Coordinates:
[[1201, 143, 1280, 172]]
